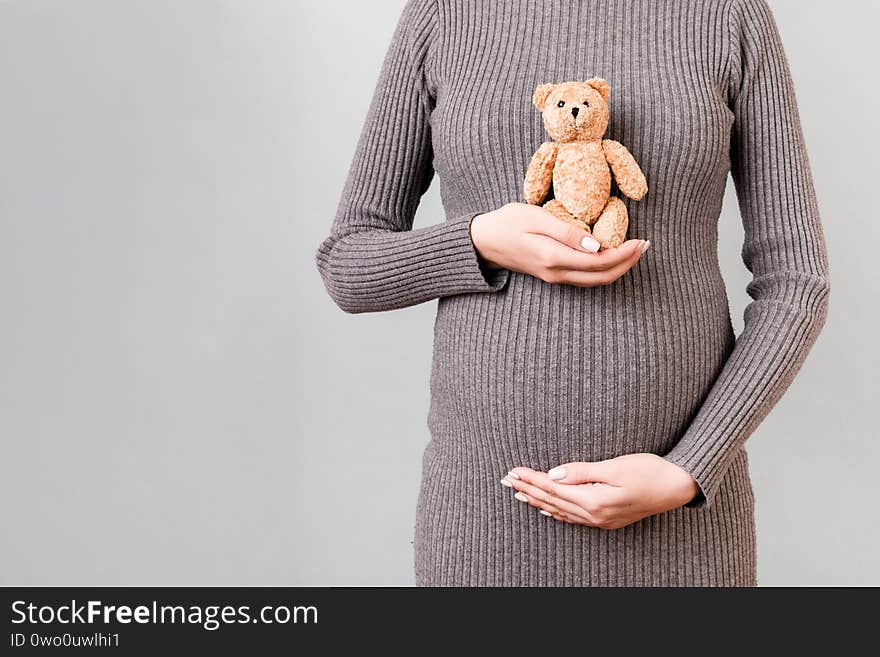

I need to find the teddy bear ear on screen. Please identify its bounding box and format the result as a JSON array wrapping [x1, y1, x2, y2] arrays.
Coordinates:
[[532, 83, 556, 110], [586, 77, 611, 101]]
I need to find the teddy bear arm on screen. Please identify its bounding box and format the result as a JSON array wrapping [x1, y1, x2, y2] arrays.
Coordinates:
[[603, 139, 648, 201], [523, 141, 558, 204]]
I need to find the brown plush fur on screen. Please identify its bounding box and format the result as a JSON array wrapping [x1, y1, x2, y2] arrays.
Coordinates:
[[523, 79, 647, 249]]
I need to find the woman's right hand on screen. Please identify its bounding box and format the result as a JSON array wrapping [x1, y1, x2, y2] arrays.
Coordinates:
[[470, 202, 650, 287]]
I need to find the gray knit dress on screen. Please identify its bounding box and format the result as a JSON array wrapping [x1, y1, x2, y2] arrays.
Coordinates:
[[316, 0, 830, 586]]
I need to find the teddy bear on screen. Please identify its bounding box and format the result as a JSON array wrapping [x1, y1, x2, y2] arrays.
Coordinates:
[[523, 78, 647, 250]]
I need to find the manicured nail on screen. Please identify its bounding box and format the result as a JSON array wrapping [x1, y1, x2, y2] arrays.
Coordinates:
[[581, 236, 600, 253], [514, 492, 528, 503], [548, 466, 566, 481], [539, 510, 552, 517], [639, 240, 651, 253], [500, 478, 513, 488], [506, 470, 520, 480]]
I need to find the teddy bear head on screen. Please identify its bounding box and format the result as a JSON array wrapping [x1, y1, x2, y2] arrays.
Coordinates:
[[532, 78, 611, 143]]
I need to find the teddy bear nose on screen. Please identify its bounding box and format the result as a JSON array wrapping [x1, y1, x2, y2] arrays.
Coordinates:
[[571, 107, 579, 118]]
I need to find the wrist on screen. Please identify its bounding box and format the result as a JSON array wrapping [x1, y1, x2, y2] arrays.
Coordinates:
[[665, 459, 700, 504], [469, 212, 501, 270]]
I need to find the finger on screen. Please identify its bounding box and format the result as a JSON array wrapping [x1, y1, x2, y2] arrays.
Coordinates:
[[515, 488, 591, 524], [528, 234, 647, 273], [509, 467, 559, 492], [535, 502, 567, 519], [546, 510, 576, 524], [547, 508, 589, 526], [511, 468, 605, 510], [558, 246, 645, 286], [558, 512, 590, 525], [510, 467, 574, 494], [529, 208, 647, 266], [547, 459, 621, 485], [527, 212, 601, 253], [506, 475, 593, 521]]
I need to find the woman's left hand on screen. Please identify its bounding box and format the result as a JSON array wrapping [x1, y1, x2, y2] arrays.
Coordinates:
[[504, 454, 700, 529]]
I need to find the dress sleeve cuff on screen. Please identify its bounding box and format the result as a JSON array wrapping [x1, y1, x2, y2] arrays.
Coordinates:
[[662, 452, 713, 509]]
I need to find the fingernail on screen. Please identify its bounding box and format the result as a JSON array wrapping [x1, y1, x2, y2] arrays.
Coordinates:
[[548, 466, 566, 480], [506, 470, 520, 480], [539, 510, 552, 517], [639, 240, 651, 253], [500, 478, 513, 488], [581, 236, 600, 253], [514, 492, 528, 503]]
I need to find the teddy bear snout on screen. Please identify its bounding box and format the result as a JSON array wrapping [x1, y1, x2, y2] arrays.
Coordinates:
[[571, 107, 580, 118]]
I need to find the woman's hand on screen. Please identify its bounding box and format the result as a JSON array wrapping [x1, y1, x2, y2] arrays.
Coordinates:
[[502, 454, 700, 529], [470, 202, 649, 287]]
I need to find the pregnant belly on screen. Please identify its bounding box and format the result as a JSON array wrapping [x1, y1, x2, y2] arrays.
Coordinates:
[[427, 274, 734, 467]]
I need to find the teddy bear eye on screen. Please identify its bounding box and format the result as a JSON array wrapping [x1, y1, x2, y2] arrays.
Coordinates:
[[583, 100, 590, 107], [557, 100, 565, 108]]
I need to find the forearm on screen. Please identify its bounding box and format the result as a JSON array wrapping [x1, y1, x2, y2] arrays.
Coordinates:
[[316, 214, 508, 313], [664, 275, 829, 506], [662, 0, 831, 507], [314, 1, 509, 313]]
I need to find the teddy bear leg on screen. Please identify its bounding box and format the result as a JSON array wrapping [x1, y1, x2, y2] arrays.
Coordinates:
[[590, 197, 628, 250], [542, 199, 591, 232]]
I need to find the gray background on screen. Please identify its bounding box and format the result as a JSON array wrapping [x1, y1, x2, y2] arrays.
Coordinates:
[[1, 0, 876, 586]]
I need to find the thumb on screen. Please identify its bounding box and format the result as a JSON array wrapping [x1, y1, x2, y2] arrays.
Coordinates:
[[547, 460, 618, 484], [531, 212, 601, 253]]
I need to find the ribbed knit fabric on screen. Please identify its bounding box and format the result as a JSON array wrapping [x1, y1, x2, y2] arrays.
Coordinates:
[[316, 0, 829, 586]]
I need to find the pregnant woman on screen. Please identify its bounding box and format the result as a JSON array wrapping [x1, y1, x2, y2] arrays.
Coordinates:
[[316, 0, 829, 586]]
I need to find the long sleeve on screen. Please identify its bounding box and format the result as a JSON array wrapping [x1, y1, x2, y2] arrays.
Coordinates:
[[315, 0, 509, 314], [663, 0, 831, 508]]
